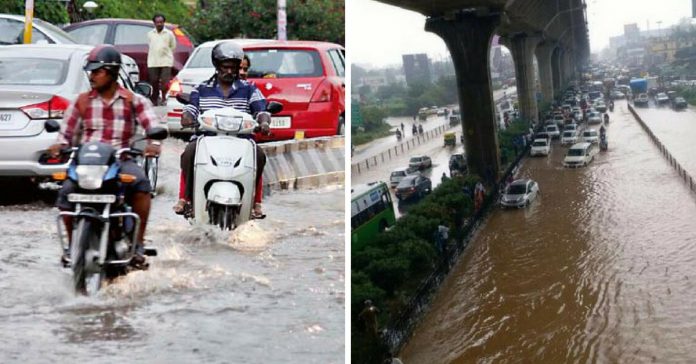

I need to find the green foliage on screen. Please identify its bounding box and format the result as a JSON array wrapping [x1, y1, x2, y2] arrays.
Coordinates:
[[71, 0, 191, 25], [0, 0, 69, 24], [185, 0, 344, 44]]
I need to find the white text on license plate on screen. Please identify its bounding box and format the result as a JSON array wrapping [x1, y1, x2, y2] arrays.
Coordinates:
[[270, 116, 291, 129]]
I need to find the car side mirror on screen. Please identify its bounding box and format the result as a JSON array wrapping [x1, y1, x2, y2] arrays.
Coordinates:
[[44, 119, 61, 133], [176, 93, 191, 105], [134, 82, 153, 98], [267, 101, 283, 114]]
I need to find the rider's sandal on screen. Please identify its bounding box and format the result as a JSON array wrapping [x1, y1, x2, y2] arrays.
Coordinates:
[[173, 199, 188, 215], [251, 203, 266, 220]]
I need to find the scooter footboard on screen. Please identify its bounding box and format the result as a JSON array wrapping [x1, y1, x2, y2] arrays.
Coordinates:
[[207, 181, 242, 206]]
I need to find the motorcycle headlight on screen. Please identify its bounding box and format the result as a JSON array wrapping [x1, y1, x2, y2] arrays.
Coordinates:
[[75, 165, 108, 190]]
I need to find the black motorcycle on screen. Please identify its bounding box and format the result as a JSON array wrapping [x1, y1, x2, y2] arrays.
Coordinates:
[[45, 120, 167, 295]]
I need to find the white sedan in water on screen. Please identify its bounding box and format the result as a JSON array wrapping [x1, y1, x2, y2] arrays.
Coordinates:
[[501, 179, 539, 208]]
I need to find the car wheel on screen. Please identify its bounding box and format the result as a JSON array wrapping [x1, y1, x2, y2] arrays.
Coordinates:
[[337, 115, 345, 135]]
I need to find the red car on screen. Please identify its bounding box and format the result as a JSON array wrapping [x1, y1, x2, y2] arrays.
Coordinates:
[[244, 41, 345, 140], [63, 18, 195, 82]]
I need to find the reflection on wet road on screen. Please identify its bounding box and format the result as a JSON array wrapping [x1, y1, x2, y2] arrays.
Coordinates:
[[401, 102, 696, 363], [0, 137, 344, 363]]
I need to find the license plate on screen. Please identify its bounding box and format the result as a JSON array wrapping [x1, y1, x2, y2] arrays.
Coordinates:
[[0, 113, 11, 122], [67, 193, 116, 203], [270, 116, 291, 129]]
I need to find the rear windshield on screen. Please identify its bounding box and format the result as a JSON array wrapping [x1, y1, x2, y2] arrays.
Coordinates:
[[391, 171, 405, 177], [532, 140, 547, 146], [246, 49, 323, 78], [409, 157, 422, 163], [0, 58, 67, 85], [583, 131, 597, 137], [562, 131, 574, 137]]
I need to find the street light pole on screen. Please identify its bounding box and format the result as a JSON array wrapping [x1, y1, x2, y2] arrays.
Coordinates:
[[277, 0, 287, 41], [23, 0, 35, 44]]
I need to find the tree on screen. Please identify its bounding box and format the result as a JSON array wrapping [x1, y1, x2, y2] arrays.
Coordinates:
[[0, 0, 69, 25], [185, 0, 344, 44]]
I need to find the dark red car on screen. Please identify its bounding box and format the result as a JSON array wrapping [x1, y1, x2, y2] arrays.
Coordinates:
[[244, 41, 345, 141], [63, 18, 195, 81]]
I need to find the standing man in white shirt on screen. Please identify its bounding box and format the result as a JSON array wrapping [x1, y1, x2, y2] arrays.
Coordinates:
[[147, 13, 176, 105]]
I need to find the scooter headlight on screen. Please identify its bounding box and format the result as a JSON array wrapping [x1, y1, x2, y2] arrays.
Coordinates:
[[215, 115, 243, 132], [75, 165, 108, 190]]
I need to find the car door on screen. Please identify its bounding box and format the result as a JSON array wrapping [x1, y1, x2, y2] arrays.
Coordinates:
[[112, 23, 152, 79]]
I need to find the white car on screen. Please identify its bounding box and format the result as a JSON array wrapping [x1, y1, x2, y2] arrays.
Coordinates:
[[501, 179, 539, 208], [563, 123, 578, 133], [656, 92, 670, 105], [389, 166, 418, 187], [582, 129, 600, 144], [564, 142, 596, 168], [561, 130, 579, 145], [587, 111, 602, 124], [545, 124, 560, 139], [530, 138, 551, 156]]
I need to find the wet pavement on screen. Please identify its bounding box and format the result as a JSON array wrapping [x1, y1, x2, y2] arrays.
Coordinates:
[[0, 137, 344, 363]]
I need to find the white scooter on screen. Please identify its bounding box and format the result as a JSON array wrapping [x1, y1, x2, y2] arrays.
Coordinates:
[[178, 94, 282, 230]]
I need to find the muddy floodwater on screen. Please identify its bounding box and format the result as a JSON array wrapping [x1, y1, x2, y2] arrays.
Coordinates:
[[0, 138, 344, 363], [401, 102, 696, 363]]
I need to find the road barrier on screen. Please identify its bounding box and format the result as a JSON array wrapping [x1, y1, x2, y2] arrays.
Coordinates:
[[261, 136, 344, 191], [351, 125, 448, 176], [628, 104, 696, 193]]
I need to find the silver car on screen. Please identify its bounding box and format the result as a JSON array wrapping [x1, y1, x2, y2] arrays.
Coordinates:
[[0, 13, 140, 83], [501, 179, 539, 208], [0, 44, 151, 179]]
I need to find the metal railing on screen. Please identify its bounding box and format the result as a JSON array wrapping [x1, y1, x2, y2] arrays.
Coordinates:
[[351, 125, 448, 176], [628, 104, 696, 193]]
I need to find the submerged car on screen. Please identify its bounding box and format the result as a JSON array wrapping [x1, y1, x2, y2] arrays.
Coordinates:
[[656, 92, 670, 105], [673, 96, 688, 110], [561, 130, 579, 145], [0, 44, 152, 180], [409, 155, 432, 170], [582, 129, 600, 144], [530, 138, 551, 156], [563, 142, 596, 168], [634, 93, 649, 106], [394, 175, 432, 201], [500, 178, 539, 208]]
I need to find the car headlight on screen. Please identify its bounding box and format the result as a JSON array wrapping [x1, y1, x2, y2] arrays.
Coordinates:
[[75, 165, 108, 190]]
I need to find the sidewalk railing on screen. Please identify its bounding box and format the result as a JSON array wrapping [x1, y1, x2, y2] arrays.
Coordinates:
[[351, 125, 448, 176]]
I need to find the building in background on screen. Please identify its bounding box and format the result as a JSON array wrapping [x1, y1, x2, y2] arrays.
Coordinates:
[[402, 53, 432, 86]]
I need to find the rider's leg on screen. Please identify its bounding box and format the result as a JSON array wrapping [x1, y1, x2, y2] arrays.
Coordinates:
[[253, 145, 267, 216], [180, 141, 197, 202], [121, 160, 152, 248], [55, 179, 77, 253]]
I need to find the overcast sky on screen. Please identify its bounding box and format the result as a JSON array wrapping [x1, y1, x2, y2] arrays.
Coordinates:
[[348, 0, 693, 68]]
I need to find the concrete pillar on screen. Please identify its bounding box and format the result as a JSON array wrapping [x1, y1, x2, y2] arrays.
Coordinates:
[[560, 49, 569, 89], [535, 42, 555, 107], [426, 13, 500, 184], [552, 48, 561, 100], [508, 34, 540, 124]]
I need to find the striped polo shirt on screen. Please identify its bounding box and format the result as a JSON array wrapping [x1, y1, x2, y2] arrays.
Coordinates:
[[183, 77, 267, 120]]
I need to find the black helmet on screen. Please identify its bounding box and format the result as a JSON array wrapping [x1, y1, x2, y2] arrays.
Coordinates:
[[84, 45, 121, 73], [211, 41, 244, 68]]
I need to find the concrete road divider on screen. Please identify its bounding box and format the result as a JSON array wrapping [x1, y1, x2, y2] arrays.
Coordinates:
[[261, 136, 345, 191]]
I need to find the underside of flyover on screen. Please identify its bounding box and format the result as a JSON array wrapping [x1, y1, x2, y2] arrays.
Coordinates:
[[375, 0, 590, 182]]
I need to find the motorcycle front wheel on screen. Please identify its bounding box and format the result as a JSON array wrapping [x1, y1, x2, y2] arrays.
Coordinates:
[[144, 156, 159, 196], [71, 219, 104, 295]]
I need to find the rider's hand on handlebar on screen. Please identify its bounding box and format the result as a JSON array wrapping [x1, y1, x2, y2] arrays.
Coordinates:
[[181, 112, 196, 128], [256, 112, 272, 135], [144, 142, 161, 157]]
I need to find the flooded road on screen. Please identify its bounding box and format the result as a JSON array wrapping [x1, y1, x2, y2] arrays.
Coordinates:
[[401, 102, 696, 363], [0, 137, 344, 363]]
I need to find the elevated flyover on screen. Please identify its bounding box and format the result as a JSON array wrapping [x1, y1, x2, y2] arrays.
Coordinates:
[[375, 0, 590, 182]]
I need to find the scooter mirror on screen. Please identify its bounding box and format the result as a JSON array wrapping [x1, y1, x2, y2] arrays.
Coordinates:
[[44, 119, 61, 133], [176, 93, 191, 105], [267, 101, 283, 114], [146, 127, 169, 140]]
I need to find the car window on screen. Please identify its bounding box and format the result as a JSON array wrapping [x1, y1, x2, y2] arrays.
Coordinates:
[[114, 24, 151, 45], [327, 49, 344, 77], [185, 46, 213, 68], [246, 49, 323, 78], [67, 24, 108, 45], [0, 18, 48, 45], [0, 58, 67, 85], [33, 17, 76, 44]]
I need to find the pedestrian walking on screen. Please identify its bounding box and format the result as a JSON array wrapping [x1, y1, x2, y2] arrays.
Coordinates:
[[147, 13, 176, 106]]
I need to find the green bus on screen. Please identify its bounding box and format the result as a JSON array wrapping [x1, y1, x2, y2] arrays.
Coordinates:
[[351, 181, 396, 253]]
